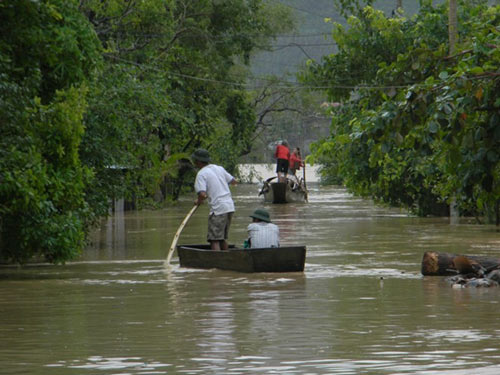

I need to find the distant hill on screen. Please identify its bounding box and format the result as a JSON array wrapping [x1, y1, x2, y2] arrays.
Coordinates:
[[245, 0, 497, 163], [244, 1, 426, 163], [251, 1, 422, 77]]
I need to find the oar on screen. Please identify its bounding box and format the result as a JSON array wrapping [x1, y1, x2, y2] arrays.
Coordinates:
[[165, 204, 199, 266], [302, 163, 308, 202]]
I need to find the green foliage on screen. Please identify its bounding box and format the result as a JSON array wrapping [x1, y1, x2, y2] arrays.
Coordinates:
[[0, 87, 94, 263], [332, 0, 375, 18], [301, 1, 500, 221], [79, 0, 293, 211], [0, 0, 101, 103], [1, 0, 295, 264], [0, 0, 101, 263]]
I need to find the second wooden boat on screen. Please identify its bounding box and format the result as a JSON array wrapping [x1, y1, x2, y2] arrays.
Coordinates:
[[258, 176, 307, 203]]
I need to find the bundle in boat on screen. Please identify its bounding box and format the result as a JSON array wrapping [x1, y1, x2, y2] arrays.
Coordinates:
[[421, 251, 500, 276]]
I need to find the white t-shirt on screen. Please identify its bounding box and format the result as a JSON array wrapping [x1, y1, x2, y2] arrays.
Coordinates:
[[194, 164, 235, 215], [247, 222, 280, 248]]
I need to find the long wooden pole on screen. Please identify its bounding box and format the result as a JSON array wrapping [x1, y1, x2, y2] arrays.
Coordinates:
[[303, 163, 308, 202], [165, 204, 199, 266]]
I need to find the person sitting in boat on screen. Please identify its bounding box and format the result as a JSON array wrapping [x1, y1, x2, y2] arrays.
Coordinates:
[[245, 208, 280, 249], [192, 148, 237, 251], [274, 140, 290, 182]]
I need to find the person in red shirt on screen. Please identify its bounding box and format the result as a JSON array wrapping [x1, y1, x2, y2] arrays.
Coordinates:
[[288, 147, 304, 179], [274, 140, 290, 182]]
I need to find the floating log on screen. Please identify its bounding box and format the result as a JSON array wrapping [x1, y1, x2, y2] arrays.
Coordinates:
[[421, 251, 500, 276]]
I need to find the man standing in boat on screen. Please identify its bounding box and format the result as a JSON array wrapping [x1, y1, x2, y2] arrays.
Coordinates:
[[288, 147, 304, 181], [192, 148, 237, 251], [274, 140, 290, 182]]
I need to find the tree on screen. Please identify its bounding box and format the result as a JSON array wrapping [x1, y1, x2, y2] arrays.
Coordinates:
[[79, 0, 295, 210], [0, 0, 102, 263], [301, 1, 500, 222], [0, 0, 291, 262], [1, 0, 296, 264], [243, 78, 329, 164], [332, 0, 375, 17]]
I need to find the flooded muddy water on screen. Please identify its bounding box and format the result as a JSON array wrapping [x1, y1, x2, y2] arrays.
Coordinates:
[[1, 180, 499, 374]]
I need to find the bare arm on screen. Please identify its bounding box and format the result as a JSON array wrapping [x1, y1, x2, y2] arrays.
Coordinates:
[[195, 191, 207, 206]]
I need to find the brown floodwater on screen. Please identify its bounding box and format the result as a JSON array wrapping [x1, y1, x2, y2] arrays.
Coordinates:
[[1, 183, 499, 375]]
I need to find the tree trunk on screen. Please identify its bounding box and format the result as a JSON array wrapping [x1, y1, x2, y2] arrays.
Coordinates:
[[396, 0, 402, 9], [448, 0, 458, 55], [421, 251, 500, 276], [447, 0, 458, 221]]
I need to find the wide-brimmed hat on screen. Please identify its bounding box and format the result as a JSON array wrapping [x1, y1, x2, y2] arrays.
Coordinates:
[[250, 208, 271, 223], [191, 148, 211, 163]]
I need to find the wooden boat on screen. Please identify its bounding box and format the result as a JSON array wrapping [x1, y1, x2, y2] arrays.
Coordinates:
[[176, 244, 306, 273], [258, 176, 307, 203]]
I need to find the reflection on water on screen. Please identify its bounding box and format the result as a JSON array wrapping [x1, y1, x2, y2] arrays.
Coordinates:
[[1, 183, 500, 375]]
